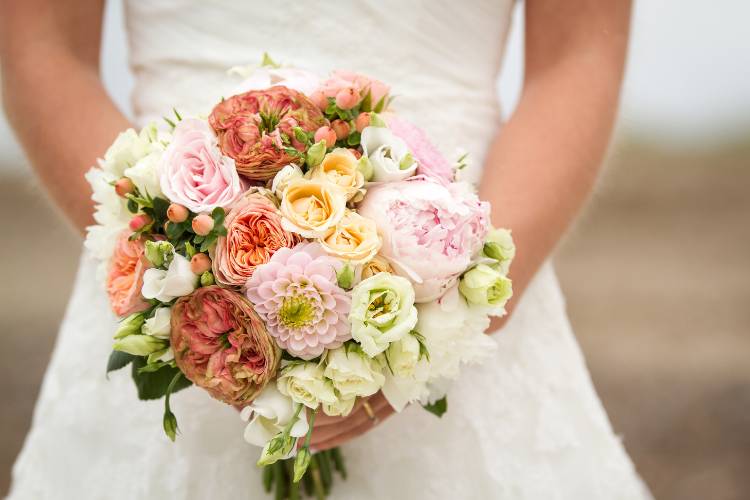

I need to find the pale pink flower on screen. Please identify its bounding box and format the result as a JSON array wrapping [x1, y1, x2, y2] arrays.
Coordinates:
[[357, 177, 490, 302], [387, 115, 454, 184], [159, 118, 243, 213], [246, 243, 351, 360]]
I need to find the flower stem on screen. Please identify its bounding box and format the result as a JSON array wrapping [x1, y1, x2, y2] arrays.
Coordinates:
[[309, 455, 326, 500]]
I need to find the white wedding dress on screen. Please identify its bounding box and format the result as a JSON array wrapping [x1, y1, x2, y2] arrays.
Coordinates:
[[8, 1, 652, 499]]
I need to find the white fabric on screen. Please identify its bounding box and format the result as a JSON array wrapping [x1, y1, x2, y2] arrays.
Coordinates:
[[8, 1, 651, 498]]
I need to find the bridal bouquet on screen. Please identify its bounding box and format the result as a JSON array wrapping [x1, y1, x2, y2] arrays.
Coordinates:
[[86, 56, 514, 499]]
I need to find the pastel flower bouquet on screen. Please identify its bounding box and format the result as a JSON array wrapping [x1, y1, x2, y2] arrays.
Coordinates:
[[87, 56, 515, 499]]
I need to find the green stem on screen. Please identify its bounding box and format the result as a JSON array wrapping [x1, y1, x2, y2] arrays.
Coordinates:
[[274, 461, 287, 500], [285, 459, 300, 500], [262, 465, 274, 493], [330, 447, 346, 480], [318, 451, 332, 494], [309, 455, 326, 500]]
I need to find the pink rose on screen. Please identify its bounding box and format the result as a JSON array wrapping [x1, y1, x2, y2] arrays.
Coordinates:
[[386, 115, 455, 184], [209, 86, 327, 182], [160, 118, 243, 213], [312, 70, 390, 111], [212, 192, 300, 288], [357, 177, 489, 302], [171, 286, 281, 406], [106, 231, 150, 316]]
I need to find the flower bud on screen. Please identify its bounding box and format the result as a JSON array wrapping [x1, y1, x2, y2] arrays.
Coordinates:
[[459, 264, 513, 312], [331, 119, 351, 140], [113, 334, 167, 356], [357, 156, 374, 182], [336, 262, 355, 290], [114, 312, 145, 339], [129, 213, 152, 232], [190, 253, 212, 274], [144, 240, 175, 268], [335, 86, 360, 110], [167, 203, 189, 223], [200, 270, 215, 287], [305, 140, 327, 169], [313, 126, 337, 149], [355, 112, 370, 133], [293, 448, 312, 482], [114, 178, 135, 197], [308, 90, 328, 111], [191, 214, 214, 236]]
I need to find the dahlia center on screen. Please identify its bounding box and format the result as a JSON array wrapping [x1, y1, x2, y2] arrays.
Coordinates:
[[279, 295, 315, 328]]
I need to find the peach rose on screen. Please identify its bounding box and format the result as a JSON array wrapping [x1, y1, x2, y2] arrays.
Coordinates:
[[106, 231, 150, 316], [279, 179, 347, 238], [309, 149, 365, 201], [320, 211, 381, 264], [359, 254, 394, 280], [212, 192, 300, 288]]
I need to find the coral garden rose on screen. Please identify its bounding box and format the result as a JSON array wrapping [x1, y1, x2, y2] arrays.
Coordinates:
[[320, 211, 381, 264], [279, 179, 347, 238], [309, 148, 365, 200], [212, 192, 300, 288], [159, 118, 243, 213], [209, 86, 327, 182], [171, 286, 281, 406], [357, 177, 490, 302], [246, 243, 351, 360], [106, 231, 150, 316]]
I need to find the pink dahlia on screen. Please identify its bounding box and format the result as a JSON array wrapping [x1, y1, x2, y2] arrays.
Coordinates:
[[171, 286, 280, 406], [208, 86, 327, 182], [246, 243, 351, 360], [387, 115, 454, 184]]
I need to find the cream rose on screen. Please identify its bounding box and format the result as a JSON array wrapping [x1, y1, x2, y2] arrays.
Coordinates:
[[357, 254, 394, 282], [323, 344, 385, 401], [320, 211, 381, 264], [458, 264, 513, 315], [280, 179, 347, 238], [277, 361, 337, 410], [309, 149, 365, 200]]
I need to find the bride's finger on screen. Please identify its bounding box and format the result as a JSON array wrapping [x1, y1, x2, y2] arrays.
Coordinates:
[[314, 405, 394, 451], [309, 400, 395, 448]]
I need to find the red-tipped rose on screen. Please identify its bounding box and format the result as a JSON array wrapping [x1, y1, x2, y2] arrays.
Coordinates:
[[171, 286, 281, 406]]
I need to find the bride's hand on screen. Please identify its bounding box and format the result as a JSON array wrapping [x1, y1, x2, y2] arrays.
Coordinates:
[[307, 392, 394, 451]]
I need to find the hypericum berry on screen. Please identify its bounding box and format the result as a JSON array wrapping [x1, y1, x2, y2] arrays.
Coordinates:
[[129, 213, 152, 232], [191, 214, 214, 236], [314, 126, 337, 149], [114, 178, 135, 197], [331, 119, 351, 140], [190, 253, 212, 274], [335, 86, 360, 110], [355, 112, 371, 133], [167, 203, 189, 223]]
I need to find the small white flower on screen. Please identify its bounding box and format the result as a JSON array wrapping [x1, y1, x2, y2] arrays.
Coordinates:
[[240, 385, 308, 448], [100, 124, 157, 177], [361, 126, 417, 182], [322, 396, 357, 417], [277, 361, 337, 410], [323, 345, 385, 401], [270, 164, 304, 199], [142, 307, 171, 339], [381, 333, 430, 412], [141, 254, 198, 303], [124, 148, 165, 199]]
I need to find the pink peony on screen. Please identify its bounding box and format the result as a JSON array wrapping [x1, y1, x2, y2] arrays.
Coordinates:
[[357, 177, 490, 302], [311, 70, 390, 111], [160, 118, 243, 213], [212, 192, 300, 288], [171, 286, 281, 406], [246, 243, 351, 360], [209, 86, 327, 182], [387, 115, 455, 184], [106, 231, 150, 316]]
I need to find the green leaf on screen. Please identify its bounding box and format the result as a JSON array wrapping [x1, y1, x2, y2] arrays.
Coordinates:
[[346, 131, 361, 146], [106, 350, 136, 375], [131, 357, 192, 400], [152, 197, 170, 223], [173, 107, 182, 121], [422, 396, 448, 418], [211, 207, 226, 227], [127, 198, 138, 214], [166, 221, 187, 240], [373, 95, 387, 113], [360, 90, 372, 112]]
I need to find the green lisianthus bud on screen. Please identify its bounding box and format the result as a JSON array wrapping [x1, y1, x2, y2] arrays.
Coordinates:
[[114, 312, 145, 339], [336, 262, 355, 290], [200, 271, 215, 287], [257, 434, 295, 467], [113, 334, 167, 356], [399, 152, 415, 171], [293, 448, 312, 482], [459, 264, 513, 311], [144, 240, 175, 268], [482, 228, 515, 275], [357, 156, 374, 181], [368, 112, 387, 128], [305, 141, 326, 169]]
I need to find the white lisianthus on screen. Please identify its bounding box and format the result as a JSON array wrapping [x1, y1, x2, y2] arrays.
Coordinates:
[[100, 123, 158, 177], [323, 344, 385, 401], [141, 253, 198, 303], [361, 126, 417, 182], [459, 264, 513, 316], [322, 395, 357, 417], [277, 361, 336, 410], [381, 333, 430, 412], [416, 285, 497, 382], [349, 273, 418, 357], [270, 164, 304, 199], [483, 228, 516, 275], [240, 385, 309, 448], [123, 148, 165, 199], [142, 307, 171, 339]]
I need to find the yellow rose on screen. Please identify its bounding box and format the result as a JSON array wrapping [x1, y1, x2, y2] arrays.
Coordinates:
[[309, 148, 364, 200], [280, 179, 347, 238], [359, 254, 394, 280], [320, 211, 381, 264]]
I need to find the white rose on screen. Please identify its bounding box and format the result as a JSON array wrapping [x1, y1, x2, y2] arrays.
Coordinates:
[[277, 361, 336, 410], [240, 384, 309, 448], [323, 345, 385, 401], [416, 285, 497, 382], [124, 148, 165, 199], [142, 307, 171, 339], [270, 163, 304, 198], [100, 123, 157, 177], [141, 253, 198, 303], [361, 126, 417, 182], [322, 396, 357, 417], [381, 333, 430, 412]]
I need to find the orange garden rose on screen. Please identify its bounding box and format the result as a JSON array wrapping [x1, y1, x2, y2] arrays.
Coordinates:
[[171, 286, 280, 406], [208, 86, 327, 182], [106, 231, 150, 316], [212, 192, 300, 288]]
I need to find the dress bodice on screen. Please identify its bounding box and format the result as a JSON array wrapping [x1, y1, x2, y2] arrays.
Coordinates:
[[123, 0, 514, 182]]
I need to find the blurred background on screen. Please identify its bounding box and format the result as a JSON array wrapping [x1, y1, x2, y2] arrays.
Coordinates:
[[1, 1, 748, 498]]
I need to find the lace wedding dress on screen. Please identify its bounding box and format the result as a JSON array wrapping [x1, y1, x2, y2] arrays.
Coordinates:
[[8, 1, 652, 499]]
